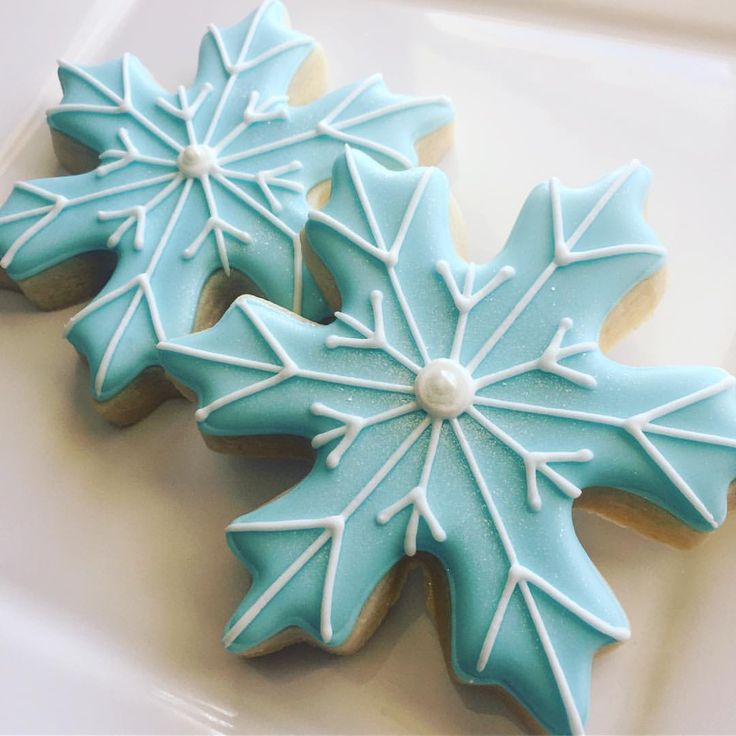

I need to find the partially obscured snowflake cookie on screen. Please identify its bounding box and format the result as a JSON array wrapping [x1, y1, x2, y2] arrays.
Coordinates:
[[0, 0, 453, 425], [158, 149, 736, 733]]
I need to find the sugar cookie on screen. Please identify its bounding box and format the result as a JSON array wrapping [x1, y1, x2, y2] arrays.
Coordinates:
[[0, 0, 453, 425], [159, 149, 736, 733]]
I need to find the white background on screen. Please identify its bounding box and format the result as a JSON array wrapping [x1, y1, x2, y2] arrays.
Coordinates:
[[1, 0, 736, 733]]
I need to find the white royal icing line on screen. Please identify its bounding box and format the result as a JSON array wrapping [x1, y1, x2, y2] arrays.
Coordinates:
[[376, 418, 446, 555]]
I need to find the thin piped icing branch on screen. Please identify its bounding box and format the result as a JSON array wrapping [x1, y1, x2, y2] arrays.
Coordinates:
[[0, 0, 453, 405], [158, 149, 736, 734]]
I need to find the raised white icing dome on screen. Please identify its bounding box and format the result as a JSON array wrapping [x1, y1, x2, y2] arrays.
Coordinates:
[[414, 358, 475, 419], [176, 144, 218, 178]]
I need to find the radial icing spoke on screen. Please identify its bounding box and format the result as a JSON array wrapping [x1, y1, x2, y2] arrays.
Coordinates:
[[474, 318, 597, 391], [467, 406, 592, 511], [376, 419, 446, 555], [311, 400, 419, 469]]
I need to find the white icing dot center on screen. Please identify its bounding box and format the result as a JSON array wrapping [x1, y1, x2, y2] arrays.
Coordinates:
[[177, 144, 218, 178], [415, 359, 475, 419]]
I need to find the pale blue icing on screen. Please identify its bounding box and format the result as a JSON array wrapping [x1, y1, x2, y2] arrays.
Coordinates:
[[159, 149, 736, 734], [0, 0, 452, 402]]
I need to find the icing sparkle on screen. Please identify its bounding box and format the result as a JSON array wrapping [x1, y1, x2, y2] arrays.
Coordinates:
[[0, 0, 452, 404], [159, 149, 736, 734]]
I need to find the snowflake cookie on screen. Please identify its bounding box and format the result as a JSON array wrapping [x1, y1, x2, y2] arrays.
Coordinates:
[[158, 149, 736, 733], [0, 0, 452, 425]]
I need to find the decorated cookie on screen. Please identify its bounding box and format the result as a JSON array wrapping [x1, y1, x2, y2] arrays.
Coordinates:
[[158, 149, 736, 733], [0, 0, 453, 425]]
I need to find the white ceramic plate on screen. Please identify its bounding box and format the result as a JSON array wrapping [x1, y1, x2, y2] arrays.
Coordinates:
[[2, 1, 736, 733]]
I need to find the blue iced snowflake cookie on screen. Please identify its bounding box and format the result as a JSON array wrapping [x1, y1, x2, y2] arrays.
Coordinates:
[[158, 149, 736, 733], [0, 0, 453, 424]]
